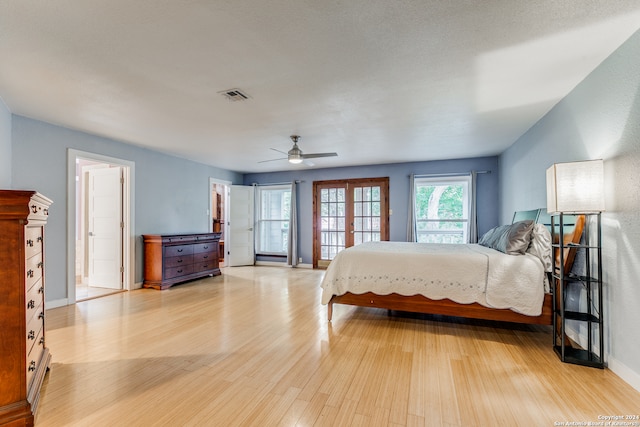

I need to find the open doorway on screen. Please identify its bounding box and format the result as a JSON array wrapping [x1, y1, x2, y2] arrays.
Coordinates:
[[210, 178, 230, 267], [75, 159, 124, 300], [68, 149, 134, 304]]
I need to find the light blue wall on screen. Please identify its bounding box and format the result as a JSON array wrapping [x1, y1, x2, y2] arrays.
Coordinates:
[[11, 116, 243, 302], [0, 97, 11, 188], [245, 156, 499, 264], [500, 30, 640, 388]]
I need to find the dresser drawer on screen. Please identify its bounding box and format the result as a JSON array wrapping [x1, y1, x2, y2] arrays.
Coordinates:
[[164, 254, 193, 268], [26, 252, 43, 291], [164, 244, 194, 257], [26, 328, 45, 389], [164, 264, 194, 279], [26, 278, 44, 320], [194, 242, 216, 254], [25, 226, 43, 259], [27, 198, 50, 222], [26, 312, 44, 355], [193, 262, 215, 273], [193, 251, 215, 263]]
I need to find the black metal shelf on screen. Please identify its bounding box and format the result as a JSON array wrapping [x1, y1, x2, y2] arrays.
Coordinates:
[[554, 346, 603, 369], [551, 212, 604, 368], [551, 243, 599, 250], [559, 310, 600, 323], [552, 272, 599, 283]]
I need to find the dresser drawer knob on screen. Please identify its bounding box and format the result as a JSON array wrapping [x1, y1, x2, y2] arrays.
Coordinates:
[[27, 269, 34, 278], [177, 249, 183, 253], [177, 259, 183, 263], [28, 330, 35, 340], [31, 205, 38, 213], [39, 312, 45, 320], [44, 208, 49, 216], [28, 361, 36, 371], [203, 245, 209, 249], [177, 269, 183, 273], [27, 300, 35, 309], [38, 261, 44, 269], [39, 286, 44, 294], [37, 236, 43, 242], [203, 255, 209, 259], [39, 337, 45, 345], [26, 239, 34, 247]]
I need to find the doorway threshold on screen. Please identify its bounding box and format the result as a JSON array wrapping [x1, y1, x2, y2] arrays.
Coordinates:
[[76, 287, 126, 302]]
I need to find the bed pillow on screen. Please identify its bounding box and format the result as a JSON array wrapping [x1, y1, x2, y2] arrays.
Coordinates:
[[479, 220, 535, 255], [527, 223, 552, 272]]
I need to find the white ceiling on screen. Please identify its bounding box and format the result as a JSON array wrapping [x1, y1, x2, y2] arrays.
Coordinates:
[[2, 1, 640, 174]]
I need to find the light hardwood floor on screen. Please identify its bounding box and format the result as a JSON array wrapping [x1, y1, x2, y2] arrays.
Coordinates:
[[37, 266, 640, 426]]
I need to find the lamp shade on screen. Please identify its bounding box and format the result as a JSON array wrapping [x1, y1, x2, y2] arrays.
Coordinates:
[[546, 159, 605, 213]]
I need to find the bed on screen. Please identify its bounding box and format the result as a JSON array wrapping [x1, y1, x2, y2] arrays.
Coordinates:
[[321, 209, 584, 325]]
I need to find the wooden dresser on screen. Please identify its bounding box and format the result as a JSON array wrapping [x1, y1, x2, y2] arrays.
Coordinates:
[[0, 190, 53, 427], [143, 233, 222, 290]]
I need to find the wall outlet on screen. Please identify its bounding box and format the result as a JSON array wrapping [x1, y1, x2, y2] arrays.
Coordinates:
[[298, 257, 302, 263]]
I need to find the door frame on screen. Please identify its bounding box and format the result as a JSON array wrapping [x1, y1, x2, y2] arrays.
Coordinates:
[[67, 149, 135, 305], [312, 177, 389, 268], [209, 177, 231, 267]]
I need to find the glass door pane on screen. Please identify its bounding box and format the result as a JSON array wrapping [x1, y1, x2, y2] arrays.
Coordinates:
[[317, 185, 346, 267], [352, 184, 382, 245]]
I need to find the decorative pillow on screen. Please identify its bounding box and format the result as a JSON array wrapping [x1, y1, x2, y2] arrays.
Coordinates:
[[479, 220, 535, 255], [527, 223, 552, 272], [478, 225, 503, 247]]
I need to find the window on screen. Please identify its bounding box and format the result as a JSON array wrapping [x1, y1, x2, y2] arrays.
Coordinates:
[[256, 185, 291, 255], [414, 175, 470, 243]]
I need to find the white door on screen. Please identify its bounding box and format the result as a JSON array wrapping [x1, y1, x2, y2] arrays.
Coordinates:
[[228, 185, 255, 267], [87, 167, 123, 289]]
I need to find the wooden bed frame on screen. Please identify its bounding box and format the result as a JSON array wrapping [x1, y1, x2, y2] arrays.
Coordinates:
[[327, 211, 585, 325], [328, 292, 554, 324]]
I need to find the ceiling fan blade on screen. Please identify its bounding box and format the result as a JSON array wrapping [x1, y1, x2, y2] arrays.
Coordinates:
[[258, 157, 287, 163], [302, 159, 315, 167], [270, 148, 289, 155], [301, 152, 338, 159]]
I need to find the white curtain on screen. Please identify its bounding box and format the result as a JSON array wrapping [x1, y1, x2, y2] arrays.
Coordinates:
[[407, 173, 417, 242], [252, 184, 258, 265], [287, 181, 299, 267], [469, 171, 478, 243]]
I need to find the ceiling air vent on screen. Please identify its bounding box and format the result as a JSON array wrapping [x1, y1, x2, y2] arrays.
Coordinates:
[[218, 88, 251, 102]]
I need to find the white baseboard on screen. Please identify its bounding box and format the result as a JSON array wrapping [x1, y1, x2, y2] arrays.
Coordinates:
[[46, 298, 69, 309], [254, 261, 313, 269], [565, 325, 640, 392], [607, 356, 640, 393]]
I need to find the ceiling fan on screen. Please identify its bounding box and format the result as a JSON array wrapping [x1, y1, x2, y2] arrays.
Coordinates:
[[259, 135, 338, 165]]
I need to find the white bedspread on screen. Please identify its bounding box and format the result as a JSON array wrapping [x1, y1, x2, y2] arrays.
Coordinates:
[[320, 242, 546, 316]]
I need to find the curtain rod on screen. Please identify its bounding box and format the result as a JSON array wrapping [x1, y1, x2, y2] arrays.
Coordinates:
[[410, 170, 491, 178], [251, 180, 304, 186]]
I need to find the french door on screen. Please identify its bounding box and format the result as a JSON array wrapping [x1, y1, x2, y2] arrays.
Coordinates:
[[313, 177, 389, 268]]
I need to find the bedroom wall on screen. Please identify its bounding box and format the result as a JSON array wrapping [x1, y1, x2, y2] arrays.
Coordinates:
[[11, 115, 243, 304], [244, 156, 500, 265], [500, 29, 640, 390], [0, 97, 11, 188]]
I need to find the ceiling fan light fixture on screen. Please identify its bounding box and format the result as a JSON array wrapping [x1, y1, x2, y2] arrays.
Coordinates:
[[259, 134, 337, 166], [287, 136, 303, 163]]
